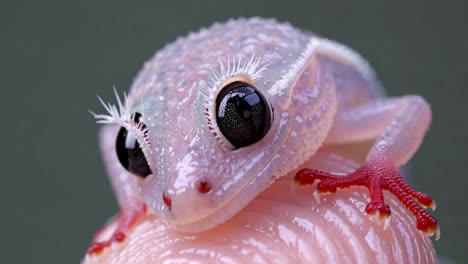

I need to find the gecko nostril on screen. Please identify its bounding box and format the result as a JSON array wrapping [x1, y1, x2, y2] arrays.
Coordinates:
[[196, 179, 212, 194], [162, 192, 172, 209]]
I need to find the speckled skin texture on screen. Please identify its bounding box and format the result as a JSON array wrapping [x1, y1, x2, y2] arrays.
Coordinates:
[[95, 17, 432, 236], [117, 18, 339, 231]]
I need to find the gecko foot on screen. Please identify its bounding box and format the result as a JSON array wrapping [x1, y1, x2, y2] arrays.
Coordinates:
[[295, 155, 440, 240], [87, 203, 147, 255]]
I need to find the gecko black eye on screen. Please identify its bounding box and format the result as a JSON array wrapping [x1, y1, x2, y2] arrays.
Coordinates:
[[215, 81, 271, 149], [116, 113, 152, 178]]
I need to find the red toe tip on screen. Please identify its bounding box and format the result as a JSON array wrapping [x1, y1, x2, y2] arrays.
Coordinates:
[[87, 241, 110, 255]]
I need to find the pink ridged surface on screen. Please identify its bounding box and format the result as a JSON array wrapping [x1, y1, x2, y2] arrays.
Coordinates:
[[83, 147, 437, 264]]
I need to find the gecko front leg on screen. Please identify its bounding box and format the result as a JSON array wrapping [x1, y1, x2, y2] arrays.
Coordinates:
[[87, 125, 148, 255], [295, 95, 439, 239]]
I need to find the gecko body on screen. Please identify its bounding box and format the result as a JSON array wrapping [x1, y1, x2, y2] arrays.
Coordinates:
[[89, 18, 438, 255]]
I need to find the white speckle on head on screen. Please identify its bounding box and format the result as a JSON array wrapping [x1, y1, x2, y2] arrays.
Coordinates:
[[189, 134, 200, 147], [174, 152, 197, 190], [219, 151, 265, 194]]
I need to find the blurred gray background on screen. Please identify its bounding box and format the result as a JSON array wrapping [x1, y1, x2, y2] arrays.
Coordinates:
[[1, 0, 467, 263]]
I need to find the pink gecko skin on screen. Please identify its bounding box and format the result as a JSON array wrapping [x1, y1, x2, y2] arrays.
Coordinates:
[[88, 18, 438, 255], [83, 147, 437, 263]]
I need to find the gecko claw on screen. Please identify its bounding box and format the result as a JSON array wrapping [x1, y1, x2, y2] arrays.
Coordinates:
[[423, 224, 441, 241], [419, 199, 436, 211], [425, 200, 436, 211], [383, 214, 392, 230], [366, 201, 391, 229], [435, 225, 441, 241], [313, 189, 321, 204], [371, 209, 391, 230]]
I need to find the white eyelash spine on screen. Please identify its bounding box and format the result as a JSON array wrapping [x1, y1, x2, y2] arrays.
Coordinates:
[[91, 88, 132, 126], [90, 88, 155, 169], [199, 53, 268, 150]]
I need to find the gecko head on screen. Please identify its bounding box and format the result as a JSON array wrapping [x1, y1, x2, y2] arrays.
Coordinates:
[[107, 18, 336, 232]]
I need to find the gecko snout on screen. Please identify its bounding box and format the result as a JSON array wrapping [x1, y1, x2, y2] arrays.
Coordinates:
[[162, 179, 212, 210]]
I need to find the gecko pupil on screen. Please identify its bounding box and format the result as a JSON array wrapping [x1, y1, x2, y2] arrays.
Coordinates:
[[216, 81, 271, 148], [116, 113, 152, 178]]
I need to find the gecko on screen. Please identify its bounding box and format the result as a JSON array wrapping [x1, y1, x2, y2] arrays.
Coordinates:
[[88, 17, 438, 255]]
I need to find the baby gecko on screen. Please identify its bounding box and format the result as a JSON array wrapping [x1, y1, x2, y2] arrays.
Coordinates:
[[88, 17, 438, 255]]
